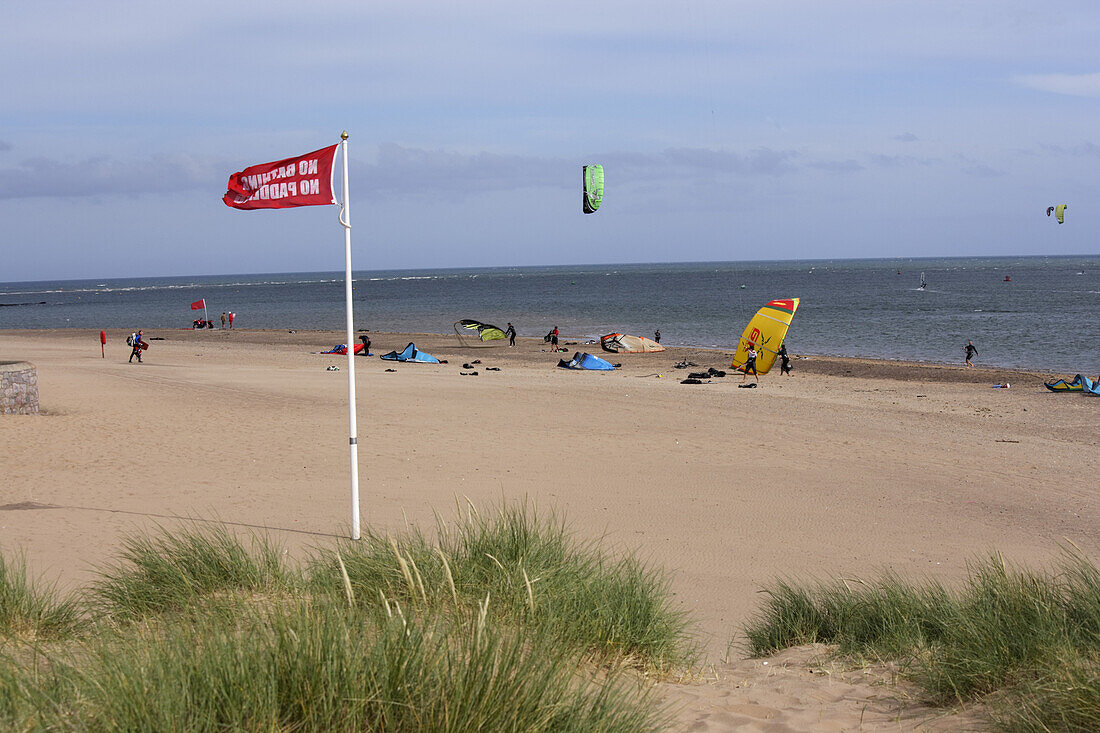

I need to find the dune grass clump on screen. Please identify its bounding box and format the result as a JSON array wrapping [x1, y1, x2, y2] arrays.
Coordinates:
[[43, 602, 662, 732], [745, 549, 1100, 729], [89, 522, 295, 622], [0, 502, 693, 729], [0, 552, 80, 640], [308, 501, 696, 672]]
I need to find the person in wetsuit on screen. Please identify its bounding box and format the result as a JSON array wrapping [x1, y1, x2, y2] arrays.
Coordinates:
[[741, 344, 759, 383], [778, 343, 792, 375], [964, 341, 978, 368]]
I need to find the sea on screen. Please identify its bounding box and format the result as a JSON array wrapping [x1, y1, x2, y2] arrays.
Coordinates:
[[2, 256, 1097, 374]]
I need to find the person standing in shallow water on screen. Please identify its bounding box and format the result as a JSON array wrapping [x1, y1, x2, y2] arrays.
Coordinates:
[[965, 341, 978, 368], [505, 323, 516, 347]]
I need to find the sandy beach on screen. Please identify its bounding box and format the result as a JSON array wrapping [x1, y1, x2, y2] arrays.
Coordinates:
[[2, 327, 1097, 730]]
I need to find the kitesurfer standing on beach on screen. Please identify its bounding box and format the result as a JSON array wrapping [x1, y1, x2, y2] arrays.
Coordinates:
[[741, 344, 759, 384], [965, 340, 978, 368], [128, 330, 144, 363], [505, 323, 516, 347], [778, 343, 792, 375]]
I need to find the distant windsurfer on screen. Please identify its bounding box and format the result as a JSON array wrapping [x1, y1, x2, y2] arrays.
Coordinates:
[[654, 329, 661, 344], [741, 344, 759, 384], [964, 341, 978, 368], [778, 343, 792, 375], [505, 322, 516, 347]]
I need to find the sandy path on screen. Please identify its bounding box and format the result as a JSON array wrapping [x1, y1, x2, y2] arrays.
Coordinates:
[[2, 328, 1097, 730]]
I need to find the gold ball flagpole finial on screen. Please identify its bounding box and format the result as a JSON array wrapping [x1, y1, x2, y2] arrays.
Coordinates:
[[341, 130, 349, 140]]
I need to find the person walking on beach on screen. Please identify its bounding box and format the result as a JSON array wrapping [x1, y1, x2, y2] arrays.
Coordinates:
[[654, 329, 661, 344], [128, 330, 144, 363], [228, 312, 234, 329], [505, 323, 516, 347], [221, 312, 226, 328], [741, 343, 759, 384], [778, 343, 792, 375], [964, 340, 978, 368]]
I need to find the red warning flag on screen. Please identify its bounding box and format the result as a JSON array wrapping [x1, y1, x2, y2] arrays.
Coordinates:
[[190, 299, 206, 310], [223, 145, 338, 210]]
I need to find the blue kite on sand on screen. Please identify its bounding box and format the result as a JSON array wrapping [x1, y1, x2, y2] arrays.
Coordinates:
[[379, 342, 440, 363], [557, 352, 616, 371], [1044, 374, 1100, 395]]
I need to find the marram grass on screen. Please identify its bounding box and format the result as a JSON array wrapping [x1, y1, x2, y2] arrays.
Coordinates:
[[745, 549, 1100, 730], [307, 501, 697, 672], [0, 551, 81, 641], [0, 501, 692, 729]]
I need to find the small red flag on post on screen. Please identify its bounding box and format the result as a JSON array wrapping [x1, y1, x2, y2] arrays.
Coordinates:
[[190, 299, 206, 311], [223, 145, 338, 210]]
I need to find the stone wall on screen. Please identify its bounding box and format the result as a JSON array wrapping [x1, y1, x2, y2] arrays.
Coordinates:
[[1, 361, 38, 415]]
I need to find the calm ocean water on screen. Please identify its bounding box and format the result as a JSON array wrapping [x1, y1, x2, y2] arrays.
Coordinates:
[[2, 256, 1097, 373]]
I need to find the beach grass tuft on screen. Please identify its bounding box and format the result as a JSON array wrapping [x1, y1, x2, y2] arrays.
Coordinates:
[[89, 522, 295, 622], [308, 501, 697, 672], [745, 548, 1100, 728], [0, 552, 81, 641], [0, 501, 692, 728]]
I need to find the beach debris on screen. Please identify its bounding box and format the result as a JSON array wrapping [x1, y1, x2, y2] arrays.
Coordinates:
[[582, 164, 603, 213], [460, 371, 479, 376], [992, 383, 1010, 389], [680, 378, 705, 385], [674, 360, 698, 369], [995, 439, 1021, 443], [738, 383, 758, 388], [707, 367, 727, 377], [326, 365, 339, 371], [688, 371, 710, 379], [484, 367, 501, 371], [385, 368, 396, 372]]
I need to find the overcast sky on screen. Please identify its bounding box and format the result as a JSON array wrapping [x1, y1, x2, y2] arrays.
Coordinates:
[[2, 1, 1097, 281]]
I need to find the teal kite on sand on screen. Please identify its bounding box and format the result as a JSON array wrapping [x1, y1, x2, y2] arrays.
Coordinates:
[[380, 343, 439, 364], [1044, 374, 1099, 394]]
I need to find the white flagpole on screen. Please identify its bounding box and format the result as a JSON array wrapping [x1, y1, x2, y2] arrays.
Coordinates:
[[338, 131, 361, 540], [203, 300, 209, 325]]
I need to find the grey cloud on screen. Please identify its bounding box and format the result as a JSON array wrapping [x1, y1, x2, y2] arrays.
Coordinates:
[[867, 153, 936, 168], [959, 160, 1005, 178], [1038, 141, 1100, 157], [807, 159, 864, 173], [893, 132, 918, 142], [355, 144, 807, 200], [0, 154, 225, 200]]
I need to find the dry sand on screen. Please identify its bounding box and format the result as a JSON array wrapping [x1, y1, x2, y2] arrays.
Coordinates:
[[2, 327, 1097, 731]]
